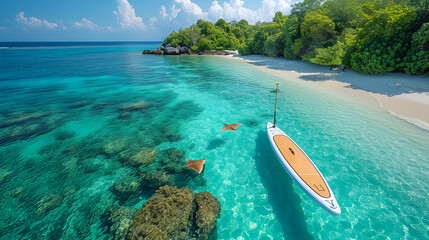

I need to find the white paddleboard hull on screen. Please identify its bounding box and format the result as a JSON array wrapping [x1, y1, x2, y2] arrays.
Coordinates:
[[267, 122, 341, 215]]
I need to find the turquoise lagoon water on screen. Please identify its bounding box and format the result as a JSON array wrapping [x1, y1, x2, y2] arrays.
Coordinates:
[[0, 42, 428, 239]]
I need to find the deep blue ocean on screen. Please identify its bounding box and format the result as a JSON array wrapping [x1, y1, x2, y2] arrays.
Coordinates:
[[0, 42, 428, 239]]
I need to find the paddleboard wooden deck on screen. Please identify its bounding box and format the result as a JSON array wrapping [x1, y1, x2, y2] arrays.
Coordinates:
[[267, 122, 341, 215]]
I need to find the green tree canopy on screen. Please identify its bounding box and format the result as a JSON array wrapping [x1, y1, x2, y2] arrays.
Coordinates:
[[402, 22, 429, 74], [344, 4, 418, 73], [301, 9, 336, 49], [163, 0, 427, 75]]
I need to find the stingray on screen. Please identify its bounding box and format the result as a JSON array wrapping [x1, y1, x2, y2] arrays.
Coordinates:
[[181, 158, 206, 174], [221, 123, 242, 131]]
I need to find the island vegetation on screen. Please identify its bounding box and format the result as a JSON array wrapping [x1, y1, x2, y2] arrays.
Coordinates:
[[162, 0, 428, 75]]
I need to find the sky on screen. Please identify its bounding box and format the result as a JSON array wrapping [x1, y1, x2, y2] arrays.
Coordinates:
[[0, 0, 303, 41]]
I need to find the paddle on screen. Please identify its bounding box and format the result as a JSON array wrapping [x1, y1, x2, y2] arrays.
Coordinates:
[[274, 83, 279, 128]]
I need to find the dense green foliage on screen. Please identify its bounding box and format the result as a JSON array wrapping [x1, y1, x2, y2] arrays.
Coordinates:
[[402, 23, 429, 74], [163, 0, 429, 74], [163, 19, 250, 51]]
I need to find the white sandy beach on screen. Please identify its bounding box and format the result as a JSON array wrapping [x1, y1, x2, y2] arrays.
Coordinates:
[[223, 54, 429, 130]]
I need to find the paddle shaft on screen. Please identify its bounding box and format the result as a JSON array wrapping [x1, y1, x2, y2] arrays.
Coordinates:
[[274, 83, 279, 127]]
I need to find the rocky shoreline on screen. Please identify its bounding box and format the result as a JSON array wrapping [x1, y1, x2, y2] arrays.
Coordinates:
[[143, 44, 238, 56]]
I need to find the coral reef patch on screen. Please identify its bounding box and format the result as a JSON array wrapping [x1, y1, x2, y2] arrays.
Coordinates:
[[126, 186, 221, 240], [105, 206, 136, 240]]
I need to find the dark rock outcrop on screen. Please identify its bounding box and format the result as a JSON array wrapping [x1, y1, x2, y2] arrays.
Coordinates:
[[126, 186, 220, 240], [164, 46, 180, 55], [197, 50, 238, 55], [153, 48, 164, 55], [179, 46, 191, 54], [142, 45, 237, 56]]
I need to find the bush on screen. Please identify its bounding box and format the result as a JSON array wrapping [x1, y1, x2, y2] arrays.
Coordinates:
[[263, 33, 284, 57], [198, 38, 215, 50], [402, 23, 429, 74]]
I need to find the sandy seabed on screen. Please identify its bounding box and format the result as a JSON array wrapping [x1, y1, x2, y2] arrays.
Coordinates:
[[222, 54, 429, 130]]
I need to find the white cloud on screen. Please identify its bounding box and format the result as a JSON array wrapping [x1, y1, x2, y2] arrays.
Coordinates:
[[171, 4, 181, 19], [149, 17, 157, 28], [258, 0, 290, 21], [57, 20, 68, 30], [160, 5, 168, 19], [73, 18, 100, 30], [15, 12, 58, 29], [160, 4, 181, 20], [208, 1, 223, 20], [113, 0, 146, 30], [209, 0, 291, 23], [174, 0, 207, 18], [219, 0, 254, 20], [173, 0, 291, 24], [72, 18, 113, 31]]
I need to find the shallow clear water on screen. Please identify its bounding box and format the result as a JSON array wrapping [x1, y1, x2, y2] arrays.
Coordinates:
[[0, 43, 428, 240]]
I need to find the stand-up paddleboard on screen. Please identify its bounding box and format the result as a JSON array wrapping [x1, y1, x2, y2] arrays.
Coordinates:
[[267, 84, 341, 215]]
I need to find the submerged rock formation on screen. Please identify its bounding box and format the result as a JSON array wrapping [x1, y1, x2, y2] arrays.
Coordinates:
[[194, 192, 221, 239], [0, 112, 48, 128], [113, 175, 141, 195], [0, 111, 67, 146], [119, 101, 148, 111], [136, 147, 206, 190], [35, 193, 64, 214], [142, 44, 237, 56], [139, 169, 173, 189], [35, 187, 77, 214], [9, 186, 26, 198], [158, 147, 185, 173], [105, 206, 136, 240], [126, 148, 158, 166], [126, 186, 220, 240], [0, 169, 13, 183], [104, 138, 129, 155]]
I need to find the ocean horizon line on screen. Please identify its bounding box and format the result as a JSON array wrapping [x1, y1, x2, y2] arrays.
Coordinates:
[[0, 41, 163, 42], [0, 41, 163, 48]]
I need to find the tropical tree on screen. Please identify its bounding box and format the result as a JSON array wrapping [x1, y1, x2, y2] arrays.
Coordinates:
[[301, 9, 336, 49], [283, 14, 301, 59], [344, 4, 418, 73], [163, 0, 427, 75], [402, 22, 429, 74]]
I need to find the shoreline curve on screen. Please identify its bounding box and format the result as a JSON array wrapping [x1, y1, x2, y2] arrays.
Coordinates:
[[220, 54, 429, 131]]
